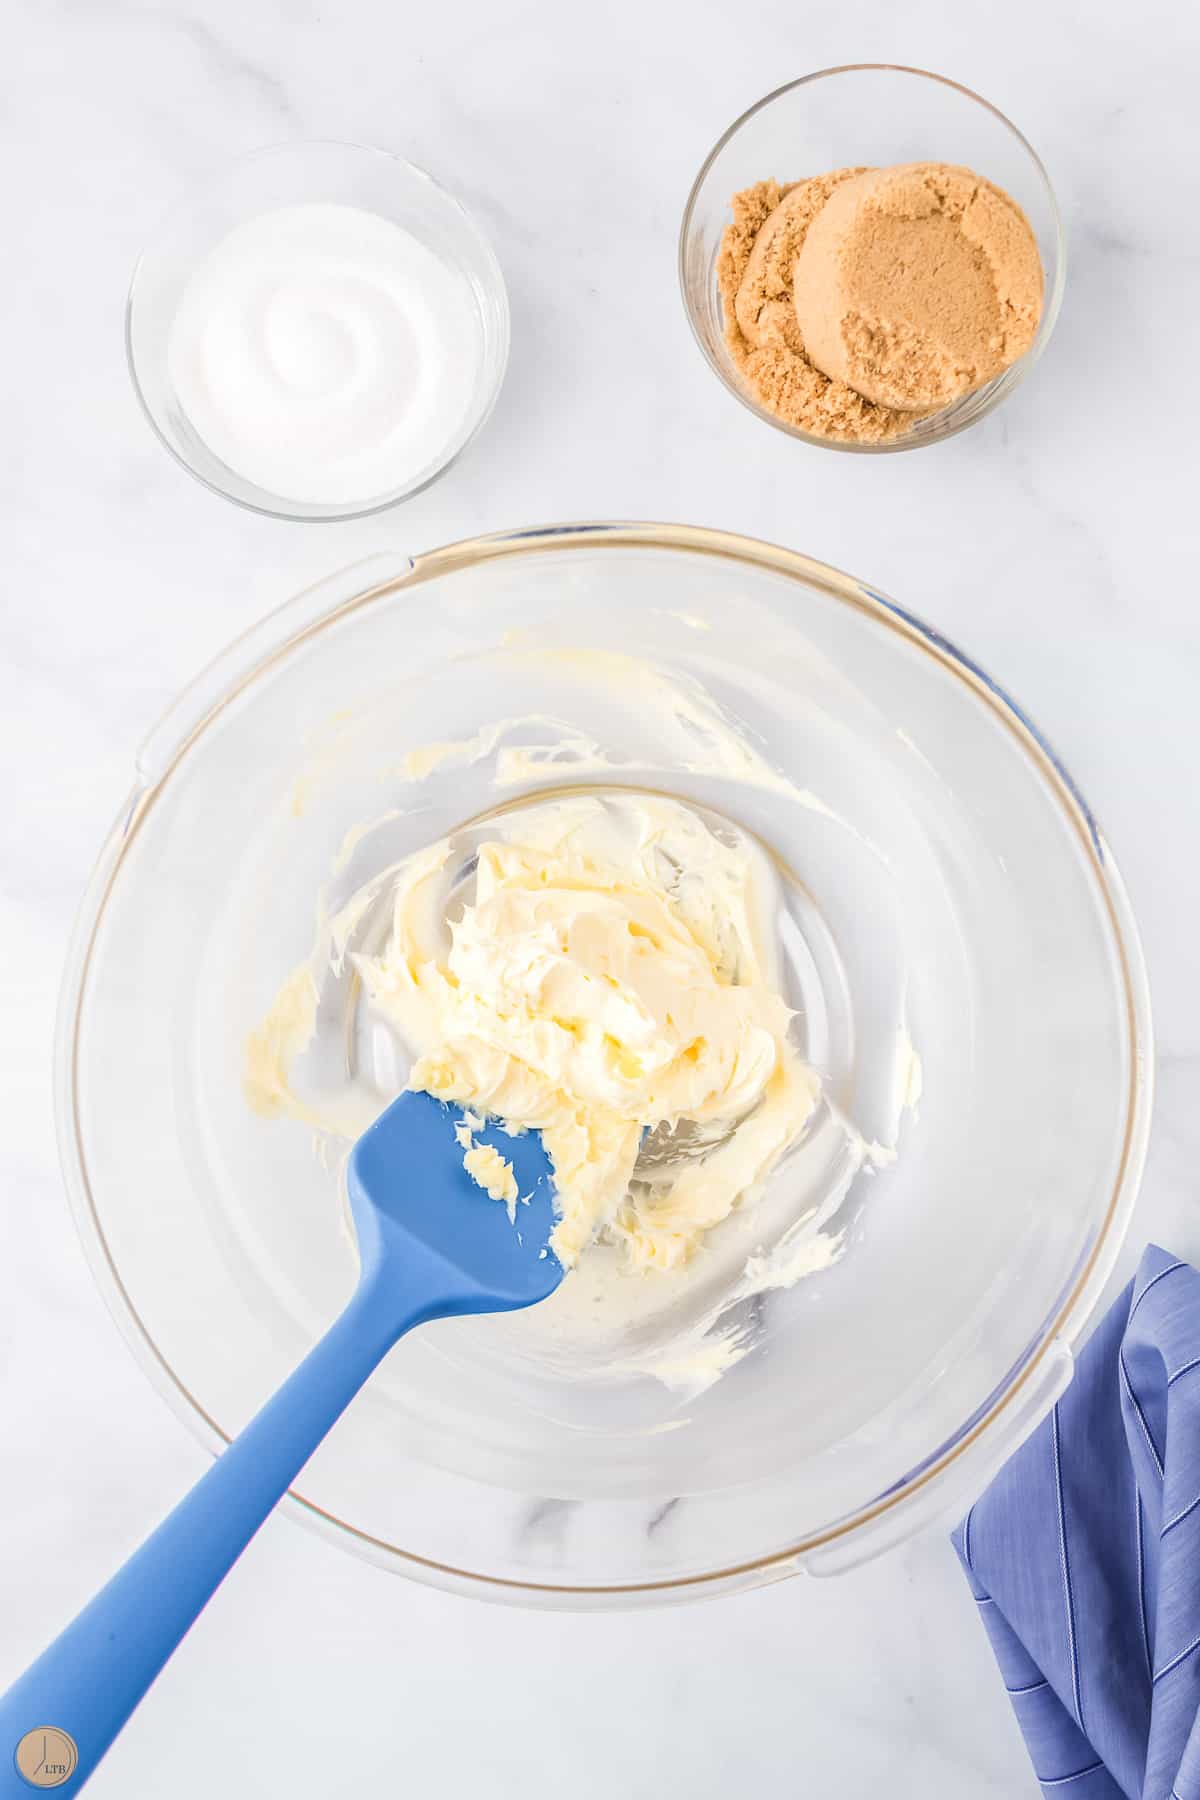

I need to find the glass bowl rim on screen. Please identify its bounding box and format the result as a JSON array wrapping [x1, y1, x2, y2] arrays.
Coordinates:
[[55, 521, 1152, 1603], [677, 63, 1068, 455], [125, 137, 511, 523]]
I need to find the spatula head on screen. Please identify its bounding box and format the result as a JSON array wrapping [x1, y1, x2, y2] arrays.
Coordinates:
[[347, 1091, 563, 1316]]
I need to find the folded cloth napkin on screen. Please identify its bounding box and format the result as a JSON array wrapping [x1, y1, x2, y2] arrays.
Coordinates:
[[953, 1246, 1200, 1800]]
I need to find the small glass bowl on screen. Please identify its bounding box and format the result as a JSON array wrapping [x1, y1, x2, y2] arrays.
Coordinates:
[[127, 140, 510, 521], [679, 65, 1065, 454]]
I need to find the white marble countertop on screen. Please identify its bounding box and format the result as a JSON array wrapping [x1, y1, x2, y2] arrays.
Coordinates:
[[3, 1, 1198, 1793]]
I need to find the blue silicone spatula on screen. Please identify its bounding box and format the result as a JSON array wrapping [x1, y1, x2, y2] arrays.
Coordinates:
[[0, 1093, 561, 1797]]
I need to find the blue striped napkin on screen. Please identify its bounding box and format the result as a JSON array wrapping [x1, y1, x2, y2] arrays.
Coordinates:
[[953, 1246, 1200, 1799]]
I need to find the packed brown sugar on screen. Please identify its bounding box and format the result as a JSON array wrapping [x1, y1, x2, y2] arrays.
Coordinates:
[[717, 161, 1043, 444]]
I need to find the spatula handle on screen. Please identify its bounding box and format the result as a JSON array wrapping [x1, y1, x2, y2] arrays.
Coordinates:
[[0, 1275, 404, 1797]]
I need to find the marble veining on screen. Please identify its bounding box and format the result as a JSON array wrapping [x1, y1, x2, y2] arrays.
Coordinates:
[[2, 1, 1198, 1795]]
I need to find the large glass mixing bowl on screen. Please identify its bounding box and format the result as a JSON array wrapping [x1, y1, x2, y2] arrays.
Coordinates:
[[56, 525, 1152, 1607]]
